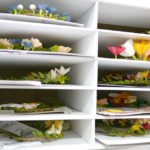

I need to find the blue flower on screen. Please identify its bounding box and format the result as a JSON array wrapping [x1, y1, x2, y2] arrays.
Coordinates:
[[21, 39, 33, 49], [47, 6, 56, 14], [37, 3, 48, 11], [10, 5, 18, 11], [59, 12, 68, 17], [65, 16, 71, 21], [59, 12, 71, 21], [9, 39, 21, 45], [8, 5, 18, 13]]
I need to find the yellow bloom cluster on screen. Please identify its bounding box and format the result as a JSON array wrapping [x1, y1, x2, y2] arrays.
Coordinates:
[[130, 121, 140, 132]]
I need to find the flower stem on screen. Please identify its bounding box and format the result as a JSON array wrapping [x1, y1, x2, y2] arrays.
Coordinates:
[[132, 54, 136, 60], [39, 10, 43, 17], [115, 55, 117, 59], [32, 9, 35, 15], [143, 55, 147, 61], [14, 10, 17, 14]]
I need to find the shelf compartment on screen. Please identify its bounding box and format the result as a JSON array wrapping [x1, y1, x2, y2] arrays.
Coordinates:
[[96, 118, 150, 145], [98, 0, 150, 28], [0, 0, 97, 28], [0, 20, 98, 57], [0, 119, 94, 149], [98, 29, 150, 58], [96, 90, 150, 119], [0, 89, 96, 119]]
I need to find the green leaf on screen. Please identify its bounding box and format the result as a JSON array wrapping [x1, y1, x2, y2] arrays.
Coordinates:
[[20, 130, 24, 137], [45, 132, 51, 139], [32, 130, 38, 138], [37, 130, 45, 138], [50, 45, 59, 52], [38, 72, 45, 79]]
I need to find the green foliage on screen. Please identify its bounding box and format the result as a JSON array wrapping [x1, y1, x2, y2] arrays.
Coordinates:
[[13, 43, 24, 50], [50, 45, 59, 52], [23, 71, 69, 85], [34, 47, 49, 51], [0, 43, 8, 49], [100, 78, 147, 86]]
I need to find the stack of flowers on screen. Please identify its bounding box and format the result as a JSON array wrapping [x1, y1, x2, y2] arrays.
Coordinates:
[[2, 66, 71, 85], [97, 119, 150, 137], [0, 38, 72, 53], [108, 39, 150, 61], [8, 3, 71, 21], [0, 120, 70, 141], [0, 102, 62, 113], [97, 92, 148, 108], [100, 70, 149, 86]]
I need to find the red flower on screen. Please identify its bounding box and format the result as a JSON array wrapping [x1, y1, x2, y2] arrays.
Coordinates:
[[142, 123, 150, 130], [108, 46, 125, 59]]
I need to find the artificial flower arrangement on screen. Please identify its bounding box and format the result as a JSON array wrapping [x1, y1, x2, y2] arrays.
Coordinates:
[[108, 39, 150, 61], [0, 120, 70, 141], [96, 119, 150, 137], [8, 3, 71, 22], [2, 66, 70, 85], [0, 102, 64, 113], [0, 38, 72, 53], [97, 92, 148, 108], [97, 92, 150, 116], [99, 70, 149, 86]]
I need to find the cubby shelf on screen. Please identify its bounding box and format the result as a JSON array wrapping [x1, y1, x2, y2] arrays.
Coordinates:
[[0, 0, 149, 149]]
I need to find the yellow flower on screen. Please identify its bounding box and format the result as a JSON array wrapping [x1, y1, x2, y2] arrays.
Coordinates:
[[131, 121, 140, 131], [139, 70, 149, 79], [54, 120, 63, 129], [118, 119, 127, 127], [104, 109, 122, 113], [133, 40, 150, 59], [45, 120, 54, 128]]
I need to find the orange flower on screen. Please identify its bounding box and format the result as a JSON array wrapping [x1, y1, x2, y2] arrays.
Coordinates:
[[117, 92, 131, 99]]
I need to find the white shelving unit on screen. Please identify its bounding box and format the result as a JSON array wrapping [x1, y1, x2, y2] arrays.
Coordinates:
[[0, 0, 150, 149]]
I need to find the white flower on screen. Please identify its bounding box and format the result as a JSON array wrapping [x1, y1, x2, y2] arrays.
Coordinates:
[[55, 66, 71, 76], [46, 121, 63, 135], [57, 46, 72, 53], [120, 39, 135, 57], [51, 69, 57, 80], [0, 39, 12, 49], [31, 38, 42, 48], [17, 4, 24, 10], [29, 4, 36, 10]]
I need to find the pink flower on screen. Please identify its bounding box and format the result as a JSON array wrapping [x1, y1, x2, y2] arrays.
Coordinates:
[[108, 46, 125, 59]]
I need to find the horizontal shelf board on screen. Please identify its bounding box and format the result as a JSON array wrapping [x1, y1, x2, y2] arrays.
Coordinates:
[[96, 114, 150, 120], [0, 13, 84, 27], [0, 52, 94, 68], [0, 84, 94, 90], [96, 131, 150, 145], [97, 86, 150, 92], [99, 0, 150, 28], [98, 58, 150, 71], [4, 131, 90, 150], [3, 49, 93, 58], [0, 109, 92, 121], [0, 20, 94, 45]]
